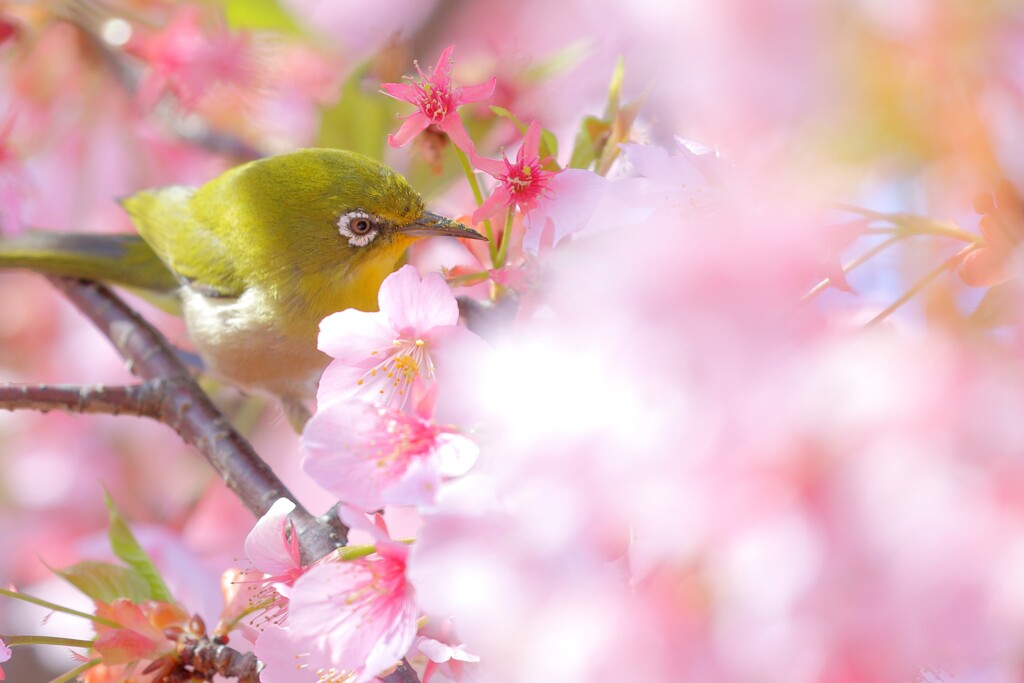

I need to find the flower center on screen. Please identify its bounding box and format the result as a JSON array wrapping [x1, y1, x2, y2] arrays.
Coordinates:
[[354, 338, 433, 409]]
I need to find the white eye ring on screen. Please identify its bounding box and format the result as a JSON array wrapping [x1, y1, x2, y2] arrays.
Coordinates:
[[338, 210, 379, 247]]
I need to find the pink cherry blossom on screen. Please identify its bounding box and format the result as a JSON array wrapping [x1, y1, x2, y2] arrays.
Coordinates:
[[244, 498, 306, 596], [474, 120, 606, 252], [127, 7, 255, 109], [302, 400, 478, 511], [289, 512, 418, 683], [0, 637, 9, 681], [380, 45, 496, 155], [317, 265, 482, 411]]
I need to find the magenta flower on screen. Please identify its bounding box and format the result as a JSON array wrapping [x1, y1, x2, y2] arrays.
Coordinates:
[[474, 120, 607, 252], [317, 265, 480, 411], [289, 512, 418, 683], [301, 400, 478, 511], [380, 45, 496, 155]]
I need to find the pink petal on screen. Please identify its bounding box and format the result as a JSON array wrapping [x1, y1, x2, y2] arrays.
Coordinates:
[[439, 112, 477, 156], [244, 498, 298, 575], [316, 360, 374, 406], [520, 120, 543, 163], [523, 169, 607, 252], [378, 265, 460, 334], [458, 77, 497, 104], [388, 112, 432, 148], [380, 81, 419, 103], [472, 154, 508, 178], [472, 186, 512, 224], [433, 433, 479, 477], [302, 402, 392, 511], [318, 309, 394, 364], [382, 457, 445, 508], [432, 45, 456, 76]]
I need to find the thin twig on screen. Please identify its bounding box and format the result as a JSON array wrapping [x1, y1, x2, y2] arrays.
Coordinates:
[[46, 277, 347, 562], [864, 244, 979, 327]]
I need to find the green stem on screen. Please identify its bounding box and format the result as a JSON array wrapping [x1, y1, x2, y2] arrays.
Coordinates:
[[454, 145, 496, 256], [446, 270, 491, 287], [0, 588, 120, 629], [832, 203, 982, 244], [865, 243, 978, 327], [336, 544, 379, 561], [1, 635, 95, 648], [495, 208, 515, 269], [48, 658, 101, 683]]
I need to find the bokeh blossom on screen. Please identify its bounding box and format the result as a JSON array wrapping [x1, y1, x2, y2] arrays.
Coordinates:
[[381, 45, 496, 156], [958, 180, 1024, 288]]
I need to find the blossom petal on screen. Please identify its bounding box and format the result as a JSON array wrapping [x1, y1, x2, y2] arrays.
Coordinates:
[[380, 81, 420, 103], [433, 432, 479, 477], [472, 154, 508, 178], [378, 265, 460, 334], [439, 112, 477, 156], [458, 77, 497, 103], [523, 169, 608, 252], [472, 186, 512, 224], [319, 309, 394, 364], [432, 45, 456, 75], [302, 401, 393, 510], [519, 120, 543, 163], [244, 498, 298, 575], [388, 113, 432, 148]]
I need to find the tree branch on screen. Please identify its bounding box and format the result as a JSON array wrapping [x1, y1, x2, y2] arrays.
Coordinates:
[[0, 381, 168, 417], [45, 276, 348, 562]]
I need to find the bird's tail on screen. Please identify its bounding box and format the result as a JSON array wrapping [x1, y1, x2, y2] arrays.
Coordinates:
[[0, 231, 181, 294]]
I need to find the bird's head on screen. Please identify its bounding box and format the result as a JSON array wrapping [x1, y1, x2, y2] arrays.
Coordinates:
[[213, 148, 485, 313]]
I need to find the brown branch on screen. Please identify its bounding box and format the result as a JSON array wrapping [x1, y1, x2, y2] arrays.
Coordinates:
[[46, 276, 348, 562], [0, 381, 168, 417]]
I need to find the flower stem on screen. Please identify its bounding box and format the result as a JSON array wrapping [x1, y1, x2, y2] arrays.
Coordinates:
[[48, 658, 101, 683], [1, 635, 95, 648], [832, 203, 982, 243], [0, 588, 121, 628], [865, 243, 979, 327], [454, 145, 496, 257], [495, 208, 516, 269]]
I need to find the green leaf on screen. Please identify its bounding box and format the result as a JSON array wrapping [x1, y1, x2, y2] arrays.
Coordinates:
[[55, 560, 152, 604], [105, 493, 173, 603], [522, 40, 592, 83], [605, 56, 625, 118], [569, 115, 608, 170], [318, 64, 401, 161], [222, 0, 303, 34]]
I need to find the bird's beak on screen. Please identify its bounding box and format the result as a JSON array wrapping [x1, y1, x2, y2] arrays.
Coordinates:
[[399, 210, 487, 241]]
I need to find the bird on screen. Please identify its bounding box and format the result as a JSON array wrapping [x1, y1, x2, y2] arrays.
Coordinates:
[[0, 147, 485, 427]]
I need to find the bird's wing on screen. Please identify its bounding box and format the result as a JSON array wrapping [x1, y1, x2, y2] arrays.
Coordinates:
[[120, 185, 247, 299], [0, 231, 180, 293]]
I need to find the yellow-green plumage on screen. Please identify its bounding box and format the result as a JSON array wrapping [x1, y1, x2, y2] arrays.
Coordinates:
[[0, 148, 484, 426]]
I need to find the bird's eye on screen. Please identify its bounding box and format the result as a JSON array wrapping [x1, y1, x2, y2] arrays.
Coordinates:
[[337, 210, 379, 247]]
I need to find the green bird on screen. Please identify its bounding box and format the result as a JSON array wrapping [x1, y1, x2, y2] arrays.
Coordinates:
[[0, 148, 485, 427]]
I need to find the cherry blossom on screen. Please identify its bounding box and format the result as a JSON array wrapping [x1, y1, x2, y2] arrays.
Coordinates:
[[302, 400, 478, 511], [317, 265, 482, 411], [380, 45, 496, 155], [288, 511, 418, 683], [474, 120, 606, 251]]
